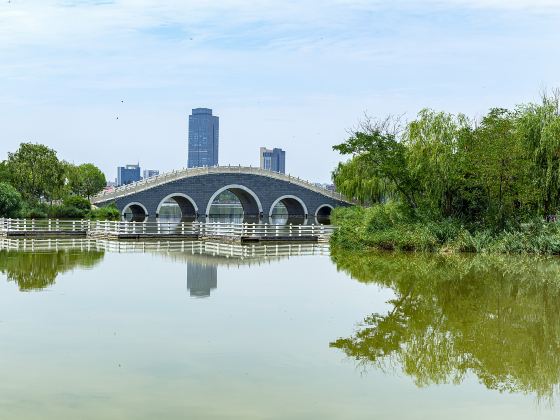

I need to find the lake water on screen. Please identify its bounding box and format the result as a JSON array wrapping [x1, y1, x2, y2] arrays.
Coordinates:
[[1, 239, 560, 419]]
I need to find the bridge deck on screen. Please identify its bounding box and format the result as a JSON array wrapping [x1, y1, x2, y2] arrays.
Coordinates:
[[92, 165, 351, 205]]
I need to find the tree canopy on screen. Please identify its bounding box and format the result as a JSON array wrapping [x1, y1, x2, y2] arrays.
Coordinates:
[[66, 163, 106, 199], [333, 94, 560, 228], [5, 143, 65, 202], [0, 182, 23, 217]]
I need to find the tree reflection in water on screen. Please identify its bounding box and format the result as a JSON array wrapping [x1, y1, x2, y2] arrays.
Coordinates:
[[0, 250, 105, 291], [330, 249, 560, 400]]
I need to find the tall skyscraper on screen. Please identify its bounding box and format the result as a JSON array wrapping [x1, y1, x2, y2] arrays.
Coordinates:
[[187, 108, 219, 168], [260, 147, 286, 174], [117, 164, 141, 186]]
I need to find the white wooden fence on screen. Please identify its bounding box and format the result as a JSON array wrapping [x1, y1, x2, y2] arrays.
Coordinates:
[[0, 218, 335, 241], [0, 218, 91, 233]]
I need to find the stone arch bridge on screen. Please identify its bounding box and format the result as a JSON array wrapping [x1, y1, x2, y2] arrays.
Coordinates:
[[91, 166, 352, 224]]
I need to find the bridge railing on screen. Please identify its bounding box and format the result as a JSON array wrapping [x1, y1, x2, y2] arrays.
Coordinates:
[[87, 220, 335, 239], [92, 165, 352, 204], [1, 218, 336, 240]]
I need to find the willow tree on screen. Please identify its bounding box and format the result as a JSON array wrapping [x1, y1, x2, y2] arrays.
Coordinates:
[[405, 109, 472, 218], [332, 117, 418, 210], [466, 108, 530, 228], [516, 93, 560, 217]]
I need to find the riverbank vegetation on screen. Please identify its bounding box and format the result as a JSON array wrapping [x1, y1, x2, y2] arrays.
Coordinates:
[[0, 142, 119, 220], [331, 92, 560, 254]]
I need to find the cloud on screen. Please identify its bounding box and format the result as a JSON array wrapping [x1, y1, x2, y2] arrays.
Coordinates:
[[1, 0, 559, 181]]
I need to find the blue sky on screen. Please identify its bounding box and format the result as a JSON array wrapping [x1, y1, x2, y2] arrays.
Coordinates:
[[1, 0, 559, 182]]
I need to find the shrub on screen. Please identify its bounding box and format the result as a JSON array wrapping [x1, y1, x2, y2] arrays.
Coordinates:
[[20, 202, 49, 219], [63, 195, 91, 213], [49, 204, 88, 219], [0, 182, 23, 217], [89, 204, 121, 221], [331, 203, 560, 255]]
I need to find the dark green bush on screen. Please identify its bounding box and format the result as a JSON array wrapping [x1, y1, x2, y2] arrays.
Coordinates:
[[89, 203, 121, 221], [49, 204, 88, 219], [20, 202, 49, 219], [63, 195, 91, 213], [0, 182, 23, 217], [332, 204, 560, 255]]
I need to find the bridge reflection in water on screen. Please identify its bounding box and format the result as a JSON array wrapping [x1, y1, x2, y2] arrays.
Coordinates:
[[0, 238, 329, 297]]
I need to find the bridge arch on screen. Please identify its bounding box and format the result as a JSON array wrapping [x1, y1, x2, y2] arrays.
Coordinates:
[[122, 202, 149, 222], [206, 184, 263, 222], [156, 193, 198, 222], [269, 195, 308, 225], [315, 204, 334, 224]]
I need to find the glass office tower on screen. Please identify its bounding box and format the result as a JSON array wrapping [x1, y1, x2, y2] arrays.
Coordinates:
[[117, 164, 141, 186], [187, 108, 219, 168], [259, 147, 286, 174]]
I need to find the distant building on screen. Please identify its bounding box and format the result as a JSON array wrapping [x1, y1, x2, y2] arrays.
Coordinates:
[[188, 108, 219, 168], [260, 147, 286, 174], [117, 164, 141, 186], [314, 182, 336, 192], [143, 169, 159, 179]]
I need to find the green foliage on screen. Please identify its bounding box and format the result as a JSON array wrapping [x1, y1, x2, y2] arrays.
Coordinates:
[[89, 203, 121, 221], [333, 117, 418, 209], [0, 161, 10, 183], [63, 195, 91, 212], [332, 204, 560, 255], [49, 204, 88, 219], [66, 163, 106, 199], [0, 182, 23, 218], [332, 94, 560, 228], [6, 143, 65, 202], [19, 202, 49, 219], [329, 250, 560, 399]]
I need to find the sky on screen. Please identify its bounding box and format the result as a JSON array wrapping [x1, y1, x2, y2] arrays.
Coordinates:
[[1, 0, 560, 183]]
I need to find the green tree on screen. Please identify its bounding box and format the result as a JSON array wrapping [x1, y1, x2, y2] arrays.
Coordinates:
[[405, 109, 472, 218], [0, 161, 10, 183], [516, 93, 560, 217], [333, 117, 419, 210], [67, 163, 106, 199], [6, 143, 65, 202], [469, 108, 530, 227], [0, 182, 23, 217]]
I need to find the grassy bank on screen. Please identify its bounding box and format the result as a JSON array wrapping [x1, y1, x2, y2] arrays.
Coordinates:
[[331, 204, 560, 255]]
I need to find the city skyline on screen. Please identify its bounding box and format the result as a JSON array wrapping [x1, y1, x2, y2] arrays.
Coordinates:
[[1, 1, 560, 183]]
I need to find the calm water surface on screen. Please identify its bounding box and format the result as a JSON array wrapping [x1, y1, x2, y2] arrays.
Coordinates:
[[1, 239, 560, 419]]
